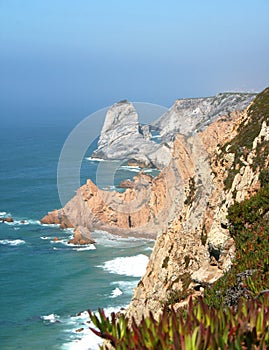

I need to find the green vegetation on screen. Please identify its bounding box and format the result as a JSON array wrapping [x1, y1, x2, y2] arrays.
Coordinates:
[[222, 87, 269, 190], [204, 177, 269, 308], [89, 295, 269, 349]]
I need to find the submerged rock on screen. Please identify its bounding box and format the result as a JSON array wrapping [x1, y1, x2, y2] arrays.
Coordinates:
[[0, 217, 14, 223]]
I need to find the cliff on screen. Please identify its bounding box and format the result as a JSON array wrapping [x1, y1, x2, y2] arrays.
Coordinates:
[[126, 88, 269, 321], [91, 100, 171, 168], [41, 89, 269, 323], [91, 93, 255, 168], [153, 92, 255, 138], [40, 170, 178, 239]]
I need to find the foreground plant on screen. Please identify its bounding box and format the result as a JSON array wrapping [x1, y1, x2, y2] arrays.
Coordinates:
[[88, 294, 269, 349]]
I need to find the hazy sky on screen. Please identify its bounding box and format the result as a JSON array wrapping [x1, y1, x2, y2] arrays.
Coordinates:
[[1, 0, 269, 124]]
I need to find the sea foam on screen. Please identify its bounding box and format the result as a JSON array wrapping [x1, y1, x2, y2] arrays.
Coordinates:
[[61, 306, 127, 350], [0, 239, 25, 246], [41, 313, 60, 324], [72, 245, 96, 252], [111, 280, 139, 296], [92, 230, 152, 249], [100, 254, 149, 277], [85, 157, 105, 162], [110, 287, 123, 298]]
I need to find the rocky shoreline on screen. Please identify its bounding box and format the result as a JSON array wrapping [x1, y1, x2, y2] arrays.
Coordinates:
[[40, 88, 269, 323], [41, 91, 256, 243]]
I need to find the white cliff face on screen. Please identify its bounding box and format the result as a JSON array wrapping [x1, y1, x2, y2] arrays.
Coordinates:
[[92, 94, 256, 169], [153, 93, 256, 138], [95, 101, 140, 156], [92, 100, 172, 168]]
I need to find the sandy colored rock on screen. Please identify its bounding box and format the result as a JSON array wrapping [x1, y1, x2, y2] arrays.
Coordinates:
[[68, 226, 95, 245], [0, 217, 14, 223], [126, 102, 268, 322], [118, 179, 135, 189], [40, 92, 269, 325]]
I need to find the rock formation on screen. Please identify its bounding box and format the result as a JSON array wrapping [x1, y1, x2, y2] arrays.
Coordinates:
[[68, 226, 95, 245], [118, 179, 135, 189], [91, 100, 171, 168], [91, 94, 255, 169], [41, 88, 269, 324], [0, 216, 14, 223], [41, 170, 179, 239], [126, 88, 269, 321], [152, 92, 255, 138]]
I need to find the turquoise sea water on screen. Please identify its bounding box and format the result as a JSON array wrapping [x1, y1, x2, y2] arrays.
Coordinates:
[[0, 124, 154, 349]]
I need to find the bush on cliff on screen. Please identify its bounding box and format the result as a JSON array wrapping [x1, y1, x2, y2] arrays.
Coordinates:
[[204, 178, 269, 308], [89, 294, 269, 349]]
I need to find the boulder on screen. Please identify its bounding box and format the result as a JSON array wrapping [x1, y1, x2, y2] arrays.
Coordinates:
[[0, 217, 14, 223], [118, 179, 135, 189], [68, 226, 95, 245], [40, 209, 74, 229]]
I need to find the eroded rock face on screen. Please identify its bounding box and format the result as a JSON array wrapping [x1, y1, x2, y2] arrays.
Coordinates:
[[118, 179, 135, 189], [40, 90, 267, 324], [92, 101, 171, 168], [153, 93, 256, 138], [40, 170, 179, 239], [91, 94, 255, 169], [126, 98, 268, 321]]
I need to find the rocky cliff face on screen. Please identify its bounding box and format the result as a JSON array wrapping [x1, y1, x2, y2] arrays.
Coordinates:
[[41, 89, 268, 323], [153, 92, 255, 138], [91, 101, 171, 168], [41, 169, 180, 239], [91, 94, 255, 168], [126, 88, 269, 321]]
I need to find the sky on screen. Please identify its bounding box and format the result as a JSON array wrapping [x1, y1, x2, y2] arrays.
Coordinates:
[[1, 0, 269, 125]]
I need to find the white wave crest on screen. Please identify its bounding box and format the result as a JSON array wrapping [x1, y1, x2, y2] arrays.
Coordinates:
[[110, 287, 123, 298], [144, 246, 153, 251], [0, 211, 7, 216], [72, 245, 96, 251], [92, 230, 152, 248], [41, 223, 60, 228], [3, 218, 46, 226], [0, 239, 25, 246], [61, 305, 127, 350], [100, 254, 149, 277], [120, 165, 141, 172], [111, 280, 139, 295], [41, 313, 60, 323], [85, 156, 105, 162]]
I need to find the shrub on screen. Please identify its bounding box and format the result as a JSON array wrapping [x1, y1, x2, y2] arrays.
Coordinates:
[[88, 294, 269, 349]]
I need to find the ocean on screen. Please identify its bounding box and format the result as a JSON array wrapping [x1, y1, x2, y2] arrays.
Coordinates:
[[0, 123, 154, 349]]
